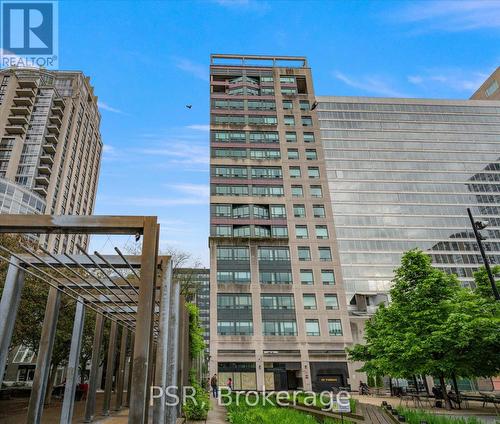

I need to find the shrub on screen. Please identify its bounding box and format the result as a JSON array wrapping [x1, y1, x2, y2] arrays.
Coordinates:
[[183, 368, 210, 420], [399, 408, 484, 424]]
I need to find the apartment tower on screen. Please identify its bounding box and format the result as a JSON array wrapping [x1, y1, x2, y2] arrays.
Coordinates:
[[0, 67, 102, 254], [209, 55, 357, 392]]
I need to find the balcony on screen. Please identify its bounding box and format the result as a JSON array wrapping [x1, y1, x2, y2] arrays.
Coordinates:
[[11, 105, 30, 115], [38, 164, 52, 174], [8, 115, 28, 125], [5, 124, 25, 134], [35, 175, 50, 186], [33, 186, 48, 196], [45, 133, 58, 144], [47, 125, 60, 136], [18, 78, 39, 89], [53, 98, 65, 107], [13, 96, 33, 107], [42, 144, 56, 154], [51, 106, 64, 117], [39, 155, 54, 165], [15, 87, 35, 97], [49, 115, 62, 126]]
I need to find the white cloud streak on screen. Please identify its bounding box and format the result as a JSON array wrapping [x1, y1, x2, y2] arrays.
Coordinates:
[[98, 101, 127, 114], [389, 0, 500, 32], [407, 69, 490, 92], [333, 71, 405, 97], [173, 57, 209, 81]]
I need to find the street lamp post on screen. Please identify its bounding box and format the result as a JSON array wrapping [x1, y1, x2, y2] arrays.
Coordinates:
[[467, 208, 500, 300]]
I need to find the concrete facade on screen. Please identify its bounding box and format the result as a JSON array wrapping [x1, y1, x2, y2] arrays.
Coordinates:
[[0, 67, 102, 253], [209, 55, 358, 392]]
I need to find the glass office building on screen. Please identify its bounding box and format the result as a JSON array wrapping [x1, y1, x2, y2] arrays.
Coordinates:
[[317, 96, 500, 335]]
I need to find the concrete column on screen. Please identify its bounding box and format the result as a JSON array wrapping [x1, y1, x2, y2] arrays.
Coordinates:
[[27, 286, 62, 424], [129, 217, 158, 424], [115, 326, 128, 410], [84, 313, 105, 423], [103, 320, 118, 416], [165, 274, 180, 424], [60, 298, 85, 424], [153, 260, 173, 424], [0, 258, 25, 387], [125, 335, 135, 408]]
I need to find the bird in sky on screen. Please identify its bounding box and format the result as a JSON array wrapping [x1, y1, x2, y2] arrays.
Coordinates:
[[186, 104, 192, 109]]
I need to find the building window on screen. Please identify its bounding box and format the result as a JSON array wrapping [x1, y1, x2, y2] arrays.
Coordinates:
[[310, 185, 323, 198], [295, 225, 308, 239], [233, 226, 251, 237], [214, 225, 232, 236], [284, 115, 295, 126], [305, 319, 320, 336], [261, 76, 274, 82], [217, 247, 250, 260], [319, 247, 332, 261], [313, 205, 325, 218], [308, 167, 320, 178], [258, 247, 290, 261], [486, 80, 499, 97], [303, 294, 317, 310], [270, 205, 286, 218], [233, 205, 251, 218], [280, 76, 296, 84], [271, 226, 288, 238], [260, 271, 293, 284], [300, 269, 314, 285], [301, 116, 313, 127], [261, 294, 294, 310], [300, 100, 310, 111], [285, 132, 297, 143], [217, 271, 251, 284], [13, 345, 35, 363], [325, 294, 339, 310], [217, 320, 253, 336], [263, 321, 297, 336], [303, 133, 315, 143], [322, 270, 335, 285], [289, 166, 301, 178], [291, 185, 303, 197], [261, 87, 275, 95], [315, 225, 329, 239], [305, 149, 317, 160], [281, 87, 297, 95], [293, 204, 306, 217], [282, 100, 293, 110], [328, 319, 343, 336], [298, 246, 311, 261], [287, 149, 299, 160], [217, 294, 252, 309]]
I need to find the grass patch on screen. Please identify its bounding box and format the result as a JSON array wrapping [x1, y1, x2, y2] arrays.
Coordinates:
[[225, 392, 355, 424], [398, 408, 486, 424]]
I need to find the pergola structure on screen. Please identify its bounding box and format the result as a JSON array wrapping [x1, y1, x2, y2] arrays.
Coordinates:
[[0, 215, 187, 424]]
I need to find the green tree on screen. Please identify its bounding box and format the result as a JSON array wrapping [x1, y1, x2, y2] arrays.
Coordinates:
[[348, 249, 500, 409]]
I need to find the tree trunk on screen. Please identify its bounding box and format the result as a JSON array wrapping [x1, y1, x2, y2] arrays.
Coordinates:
[[439, 375, 451, 410], [413, 375, 420, 393], [422, 375, 430, 396], [44, 364, 57, 406], [452, 373, 461, 410]]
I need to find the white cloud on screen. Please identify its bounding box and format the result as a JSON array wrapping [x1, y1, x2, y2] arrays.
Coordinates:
[[100, 195, 207, 207], [213, 0, 269, 11], [407, 68, 490, 92], [173, 57, 209, 81], [98, 101, 126, 114], [389, 0, 500, 32], [134, 140, 209, 166], [169, 183, 209, 198], [333, 71, 405, 97], [186, 124, 210, 132]]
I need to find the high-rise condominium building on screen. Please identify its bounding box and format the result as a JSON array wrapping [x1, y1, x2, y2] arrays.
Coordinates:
[[209, 55, 357, 392], [317, 96, 500, 341], [471, 67, 500, 100], [0, 67, 102, 253]]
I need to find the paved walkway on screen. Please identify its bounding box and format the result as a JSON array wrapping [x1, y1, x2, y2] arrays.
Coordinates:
[[359, 403, 392, 424], [203, 397, 227, 424]]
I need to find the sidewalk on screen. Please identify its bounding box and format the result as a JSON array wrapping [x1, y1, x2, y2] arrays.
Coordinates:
[[204, 396, 227, 424]]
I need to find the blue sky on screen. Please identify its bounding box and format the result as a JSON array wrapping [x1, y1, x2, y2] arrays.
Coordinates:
[[54, 0, 499, 265]]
